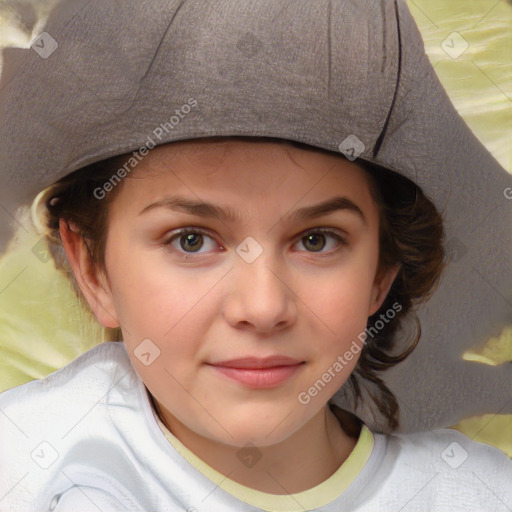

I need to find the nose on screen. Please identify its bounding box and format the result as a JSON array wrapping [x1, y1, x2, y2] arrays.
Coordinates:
[[223, 248, 297, 334]]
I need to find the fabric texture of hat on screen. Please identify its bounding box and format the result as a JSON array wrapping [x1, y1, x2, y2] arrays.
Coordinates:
[[0, 0, 511, 433]]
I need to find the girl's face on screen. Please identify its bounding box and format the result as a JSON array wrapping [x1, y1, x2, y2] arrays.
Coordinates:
[[65, 139, 397, 448]]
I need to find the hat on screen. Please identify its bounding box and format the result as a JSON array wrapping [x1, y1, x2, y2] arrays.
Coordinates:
[[0, 0, 511, 433]]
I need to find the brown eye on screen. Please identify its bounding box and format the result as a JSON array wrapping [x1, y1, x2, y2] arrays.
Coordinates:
[[302, 233, 326, 252], [180, 232, 203, 252], [161, 228, 218, 256], [295, 229, 347, 254]]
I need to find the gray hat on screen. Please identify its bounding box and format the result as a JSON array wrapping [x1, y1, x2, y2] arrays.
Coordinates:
[[0, 0, 511, 433]]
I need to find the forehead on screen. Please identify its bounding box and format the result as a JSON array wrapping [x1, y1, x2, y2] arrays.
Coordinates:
[[112, 138, 379, 223]]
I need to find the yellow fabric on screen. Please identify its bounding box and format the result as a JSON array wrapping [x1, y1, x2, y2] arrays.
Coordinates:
[[153, 412, 374, 512]]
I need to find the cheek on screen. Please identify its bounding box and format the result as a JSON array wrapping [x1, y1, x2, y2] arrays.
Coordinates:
[[296, 280, 368, 407], [105, 245, 195, 330], [299, 255, 378, 380], [306, 264, 377, 329], [311, 287, 371, 373], [107, 249, 224, 368]]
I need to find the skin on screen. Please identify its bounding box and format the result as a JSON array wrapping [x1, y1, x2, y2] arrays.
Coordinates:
[[60, 138, 399, 495]]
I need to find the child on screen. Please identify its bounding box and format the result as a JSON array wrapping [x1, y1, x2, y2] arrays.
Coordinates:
[[1, 1, 511, 511]]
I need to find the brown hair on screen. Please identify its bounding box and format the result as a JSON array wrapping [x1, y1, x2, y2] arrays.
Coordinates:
[[344, 159, 445, 432], [34, 136, 445, 432]]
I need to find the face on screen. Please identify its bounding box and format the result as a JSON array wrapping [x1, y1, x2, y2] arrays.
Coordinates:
[[63, 139, 398, 448]]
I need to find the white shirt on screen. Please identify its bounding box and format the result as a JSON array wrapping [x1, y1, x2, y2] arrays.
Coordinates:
[[1, 342, 511, 512]]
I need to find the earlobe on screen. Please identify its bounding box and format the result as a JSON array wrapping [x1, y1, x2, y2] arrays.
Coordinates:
[[59, 219, 120, 328], [369, 264, 400, 316]]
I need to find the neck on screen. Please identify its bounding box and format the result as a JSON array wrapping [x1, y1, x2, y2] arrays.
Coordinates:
[[150, 393, 361, 495]]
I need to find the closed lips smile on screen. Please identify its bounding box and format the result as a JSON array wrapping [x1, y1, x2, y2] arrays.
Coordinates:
[[206, 360, 305, 389]]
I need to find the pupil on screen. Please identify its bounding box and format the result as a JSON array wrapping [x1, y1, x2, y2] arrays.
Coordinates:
[[305, 234, 325, 251], [182, 233, 202, 252]]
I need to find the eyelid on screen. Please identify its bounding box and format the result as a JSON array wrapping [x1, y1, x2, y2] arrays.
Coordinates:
[[295, 226, 349, 242], [160, 226, 220, 248], [160, 226, 349, 256]]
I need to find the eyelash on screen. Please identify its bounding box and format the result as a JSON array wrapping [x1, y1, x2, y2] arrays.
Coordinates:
[[160, 227, 348, 259]]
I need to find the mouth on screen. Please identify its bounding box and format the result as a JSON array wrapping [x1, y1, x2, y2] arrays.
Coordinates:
[[207, 355, 304, 369], [206, 361, 305, 389]]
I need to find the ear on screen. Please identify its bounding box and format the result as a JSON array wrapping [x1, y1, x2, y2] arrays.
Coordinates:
[[59, 219, 120, 328], [368, 263, 400, 316]]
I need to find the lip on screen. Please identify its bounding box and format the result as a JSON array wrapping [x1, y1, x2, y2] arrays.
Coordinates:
[[208, 356, 304, 369], [208, 363, 304, 389]]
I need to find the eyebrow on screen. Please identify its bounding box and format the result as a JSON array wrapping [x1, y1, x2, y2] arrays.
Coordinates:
[[138, 195, 366, 225]]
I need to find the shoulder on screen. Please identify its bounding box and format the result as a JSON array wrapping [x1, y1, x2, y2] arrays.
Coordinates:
[[367, 427, 512, 511], [389, 427, 512, 470], [0, 342, 132, 404], [0, 340, 138, 433], [0, 342, 147, 510], [0, 341, 138, 436]]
